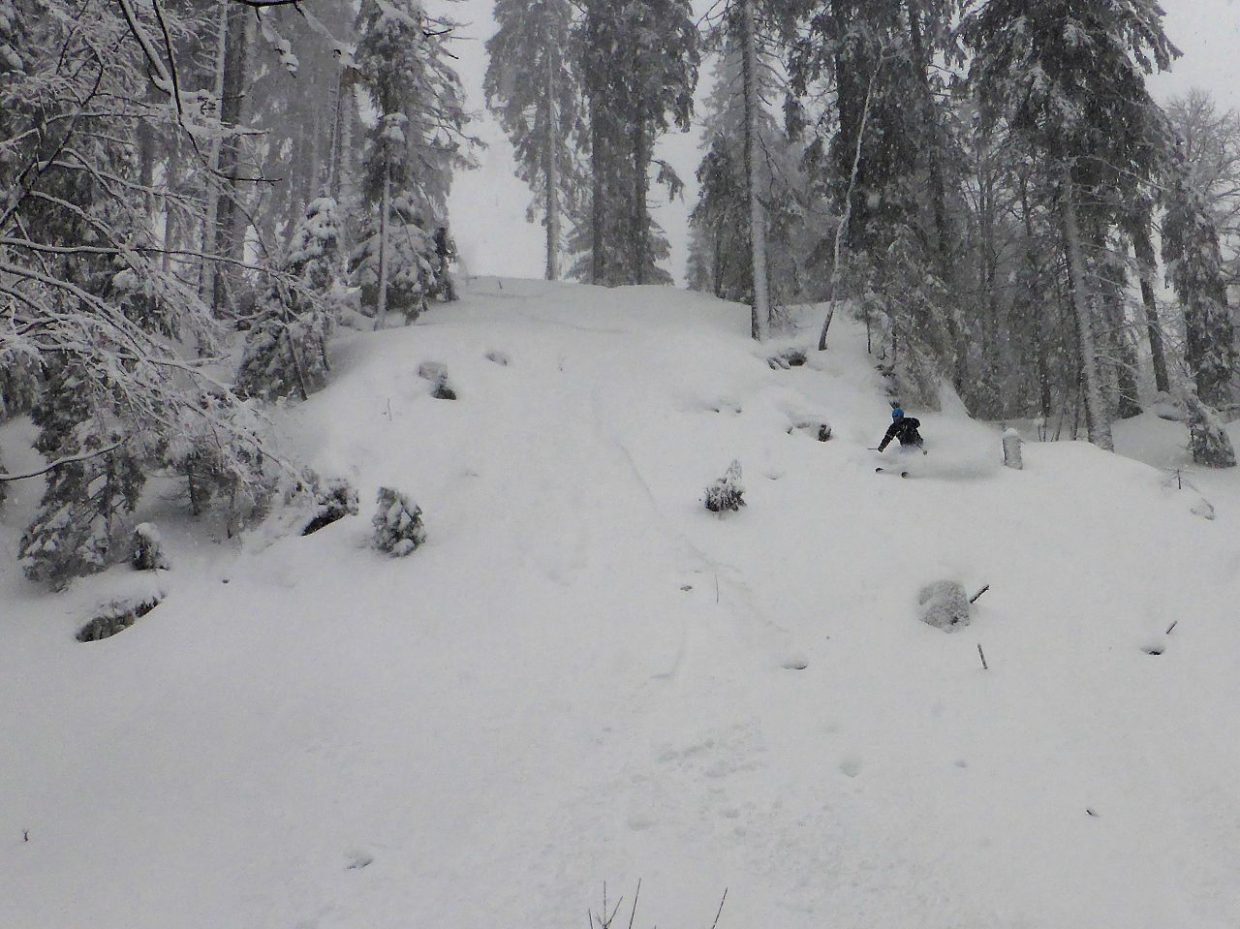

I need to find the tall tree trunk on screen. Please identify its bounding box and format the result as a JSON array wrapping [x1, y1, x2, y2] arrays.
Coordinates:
[[1128, 216, 1171, 394], [328, 67, 348, 202], [819, 63, 879, 350], [199, 1, 229, 300], [212, 0, 252, 317], [374, 156, 391, 331], [1060, 164, 1113, 451], [590, 98, 606, 285], [1093, 230, 1142, 419], [632, 107, 648, 285], [741, 0, 769, 341], [544, 50, 560, 281], [906, 0, 950, 274]]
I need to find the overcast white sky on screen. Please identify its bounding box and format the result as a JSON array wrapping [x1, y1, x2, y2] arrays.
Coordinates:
[[444, 0, 1240, 284]]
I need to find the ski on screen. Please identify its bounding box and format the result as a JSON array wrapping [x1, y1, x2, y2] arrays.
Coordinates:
[[875, 467, 909, 478]]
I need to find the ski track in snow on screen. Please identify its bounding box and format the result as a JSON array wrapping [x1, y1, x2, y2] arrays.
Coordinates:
[[3, 278, 1240, 929]]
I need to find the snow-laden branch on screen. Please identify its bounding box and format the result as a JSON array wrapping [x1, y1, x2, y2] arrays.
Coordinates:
[[0, 443, 124, 483]]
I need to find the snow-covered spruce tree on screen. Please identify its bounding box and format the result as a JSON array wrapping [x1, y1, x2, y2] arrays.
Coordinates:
[[574, 0, 699, 285], [687, 31, 807, 334], [352, 0, 473, 329], [485, 0, 585, 281], [247, 1, 356, 247], [18, 395, 145, 589], [1181, 388, 1237, 468], [1, 1, 290, 582], [788, 0, 959, 383], [961, 0, 1178, 451], [236, 196, 342, 402], [1162, 164, 1238, 410], [373, 486, 426, 556], [704, 460, 745, 514]]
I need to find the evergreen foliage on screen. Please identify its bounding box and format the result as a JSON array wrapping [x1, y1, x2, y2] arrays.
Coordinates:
[[352, 0, 472, 325], [574, 0, 700, 285], [485, 0, 585, 280], [1181, 389, 1237, 469], [373, 486, 426, 556], [1162, 166, 1238, 408], [704, 460, 746, 514], [237, 197, 342, 402]]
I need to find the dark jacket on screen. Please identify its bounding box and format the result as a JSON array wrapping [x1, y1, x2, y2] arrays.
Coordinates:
[[878, 416, 923, 451]]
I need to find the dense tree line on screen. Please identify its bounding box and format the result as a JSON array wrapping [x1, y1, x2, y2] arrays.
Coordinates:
[[490, 0, 1240, 462], [0, 0, 470, 587]]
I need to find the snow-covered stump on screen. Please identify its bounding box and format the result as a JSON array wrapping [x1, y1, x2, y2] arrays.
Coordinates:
[[917, 580, 971, 632], [131, 523, 169, 571], [1002, 428, 1023, 470], [704, 460, 745, 514], [418, 362, 457, 400], [372, 487, 426, 556], [1181, 390, 1237, 468]]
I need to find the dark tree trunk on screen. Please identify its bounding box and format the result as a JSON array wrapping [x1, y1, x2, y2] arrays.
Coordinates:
[[212, 3, 252, 317], [1128, 216, 1171, 394]]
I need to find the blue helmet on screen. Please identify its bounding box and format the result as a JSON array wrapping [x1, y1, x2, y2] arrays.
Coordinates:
[[891, 406, 904, 421]]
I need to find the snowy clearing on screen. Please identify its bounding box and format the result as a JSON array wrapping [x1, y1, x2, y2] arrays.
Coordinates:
[[3, 279, 1239, 929]]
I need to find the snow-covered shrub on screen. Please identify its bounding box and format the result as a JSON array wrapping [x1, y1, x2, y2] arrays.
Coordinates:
[[236, 197, 341, 403], [77, 595, 163, 642], [131, 523, 169, 571], [917, 580, 971, 632], [1181, 389, 1236, 468], [372, 487, 426, 556], [161, 392, 277, 534], [299, 473, 360, 536], [704, 460, 745, 514]]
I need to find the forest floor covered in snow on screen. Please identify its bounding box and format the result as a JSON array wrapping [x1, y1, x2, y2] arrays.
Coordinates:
[[3, 279, 1240, 929]]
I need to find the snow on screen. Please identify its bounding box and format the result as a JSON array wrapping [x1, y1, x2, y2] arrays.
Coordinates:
[[3, 279, 1240, 929]]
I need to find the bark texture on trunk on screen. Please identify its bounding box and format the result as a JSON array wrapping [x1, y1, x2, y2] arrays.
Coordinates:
[[1060, 164, 1113, 451], [741, 0, 769, 341], [212, 1, 252, 317]]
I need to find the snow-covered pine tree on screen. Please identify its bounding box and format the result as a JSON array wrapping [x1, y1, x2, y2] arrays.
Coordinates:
[[961, 0, 1178, 451], [1162, 163, 1239, 410], [19, 367, 145, 588], [788, 0, 958, 396], [575, 0, 699, 285], [236, 196, 342, 402], [352, 0, 473, 329], [485, 0, 585, 281], [1, 1, 294, 581], [688, 29, 808, 333]]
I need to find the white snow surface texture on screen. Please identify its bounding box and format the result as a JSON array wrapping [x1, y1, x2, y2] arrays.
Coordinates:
[[3, 279, 1240, 929]]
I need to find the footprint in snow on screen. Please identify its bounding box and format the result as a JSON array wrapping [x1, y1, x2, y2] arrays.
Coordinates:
[[839, 756, 863, 778]]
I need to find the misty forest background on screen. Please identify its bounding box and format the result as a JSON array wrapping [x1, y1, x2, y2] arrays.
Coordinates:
[[2, 0, 1240, 588]]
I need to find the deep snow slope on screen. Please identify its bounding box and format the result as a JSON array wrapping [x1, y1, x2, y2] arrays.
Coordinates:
[[3, 278, 1240, 929]]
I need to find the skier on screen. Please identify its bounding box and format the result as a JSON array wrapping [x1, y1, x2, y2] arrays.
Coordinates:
[[877, 405, 924, 453]]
